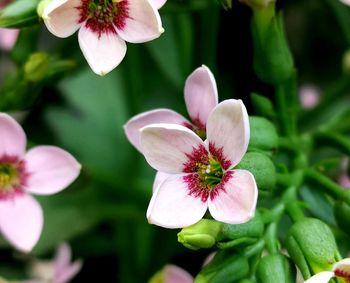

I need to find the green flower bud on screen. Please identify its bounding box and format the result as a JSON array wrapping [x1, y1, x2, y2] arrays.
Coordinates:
[[255, 254, 296, 283], [251, 4, 294, 85], [178, 219, 224, 250], [222, 212, 264, 240], [195, 252, 249, 283], [24, 52, 49, 82], [236, 152, 276, 193], [250, 93, 275, 119], [249, 116, 278, 151], [286, 218, 341, 279]]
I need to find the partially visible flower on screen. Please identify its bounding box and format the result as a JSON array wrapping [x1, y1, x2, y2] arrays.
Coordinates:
[[339, 158, 350, 188], [304, 258, 350, 283], [0, 113, 81, 252], [140, 99, 258, 228], [149, 0, 167, 9], [124, 65, 218, 152], [42, 0, 164, 75], [26, 242, 82, 283], [299, 84, 321, 109], [0, 0, 19, 50], [340, 0, 350, 6], [149, 265, 193, 283]]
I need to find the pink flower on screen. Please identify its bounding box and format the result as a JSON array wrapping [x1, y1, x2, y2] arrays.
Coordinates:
[[124, 65, 218, 153], [26, 242, 82, 283], [0, 28, 19, 50], [0, 113, 81, 252], [340, 0, 350, 5], [304, 258, 350, 283], [299, 84, 321, 109], [42, 0, 164, 75], [0, 1, 19, 50], [140, 99, 258, 228], [149, 265, 193, 283]]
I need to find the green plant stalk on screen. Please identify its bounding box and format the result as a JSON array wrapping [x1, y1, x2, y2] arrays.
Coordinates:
[[314, 131, 350, 156]]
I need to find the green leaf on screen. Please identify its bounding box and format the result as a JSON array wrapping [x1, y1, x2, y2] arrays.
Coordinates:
[[0, 0, 39, 28]]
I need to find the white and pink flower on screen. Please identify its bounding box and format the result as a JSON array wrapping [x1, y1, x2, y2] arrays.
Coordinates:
[[340, 0, 350, 6], [0, 113, 81, 252], [42, 0, 165, 75], [26, 242, 82, 283], [124, 65, 218, 152], [304, 258, 350, 283], [140, 99, 258, 228]]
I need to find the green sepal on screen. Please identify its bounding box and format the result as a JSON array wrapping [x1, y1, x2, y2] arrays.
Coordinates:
[[286, 218, 341, 279], [194, 251, 249, 283], [255, 254, 296, 283], [236, 152, 276, 193], [251, 9, 294, 85], [250, 93, 275, 119], [0, 0, 40, 28], [249, 116, 278, 151]]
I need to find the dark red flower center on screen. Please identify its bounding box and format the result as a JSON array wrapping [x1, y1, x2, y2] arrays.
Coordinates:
[[182, 143, 233, 202], [0, 155, 28, 201], [77, 0, 129, 37], [335, 267, 350, 283]]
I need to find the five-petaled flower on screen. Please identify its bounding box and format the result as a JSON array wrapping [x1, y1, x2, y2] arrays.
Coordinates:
[[304, 258, 350, 283], [139, 99, 258, 228], [0, 114, 81, 252], [42, 0, 165, 75]]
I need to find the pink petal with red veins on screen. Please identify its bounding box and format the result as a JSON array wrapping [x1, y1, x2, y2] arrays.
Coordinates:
[[152, 171, 172, 193], [42, 0, 82, 38], [0, 113, 26, 158], [115, 0, 164, 43], [207, 99, 249, 169], [0, 194, 43, 252], [184, 65, 218, 129], [149, 0, 167, 9], [304, 271, 334, 283], [124, 109, 190, 153], [24, 146, 81, 195], [333, 258, 350, 278], [140, 123, 205, 173], [78, 24, 127, 75], [0, 28, 19, 50], [208, 169, 257, 224], [147, 174, 207, 228], [164, 265, 193, 283]]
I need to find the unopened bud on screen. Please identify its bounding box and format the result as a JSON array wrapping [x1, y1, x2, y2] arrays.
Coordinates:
[[24, 52, 49, 82]]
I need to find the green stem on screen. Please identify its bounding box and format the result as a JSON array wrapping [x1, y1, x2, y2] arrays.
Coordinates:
[[304, 169, 344, 199], [244, 239, 265, 258], [265, 223, 279, 254], [283, 186, 305, 222], [314, 131, 350, 156]]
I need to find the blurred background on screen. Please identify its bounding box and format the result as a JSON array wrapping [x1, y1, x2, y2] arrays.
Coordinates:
[[0, 0, 350, 281]]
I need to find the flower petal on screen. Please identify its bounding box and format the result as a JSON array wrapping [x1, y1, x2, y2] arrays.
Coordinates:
[[333, 258, 350, 277], [208, 169, 257, 224], [0, 194, 43, 252], [0, 28, 19, 50], [140, 123, 205, 173], [42, 0, 82, 38], [184, 65, 218, 128], [24, 146, 81, 195], [164, 265, 193, 283], [340, 0, 350, 6], [207, 99, 249, 168], [55, 260, 82, 283], [304, 271, 334, 283], [0, 113, 26, 158], [147, 174, 207, 228], [152, 171, 172, 193], [54, 242, 72, 273], [149, 0, 167, 9], [78, 25, 127, 75], [115, 0, 164, 43], [124, 109, 190, 153]]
